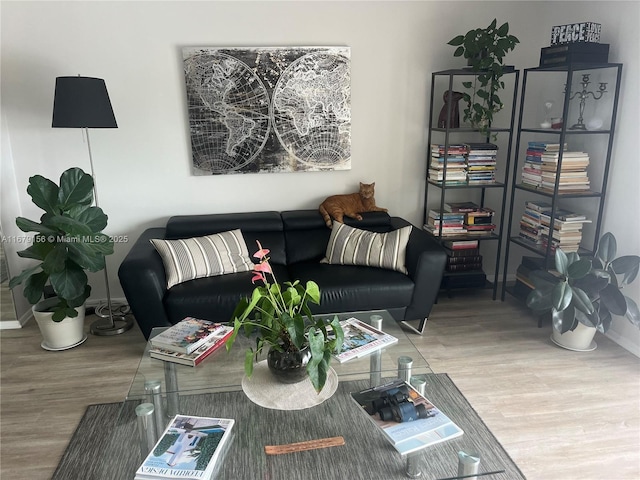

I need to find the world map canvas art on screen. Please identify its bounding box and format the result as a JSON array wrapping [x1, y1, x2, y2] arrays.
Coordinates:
[[183, 46, 351, 175]]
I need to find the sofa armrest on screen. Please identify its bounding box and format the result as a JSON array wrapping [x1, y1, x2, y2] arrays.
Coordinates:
[[391, 217, 447, 321], [117, 227, 170, 339]]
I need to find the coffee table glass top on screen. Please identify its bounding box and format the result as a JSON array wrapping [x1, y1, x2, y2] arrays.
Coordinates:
[[125, 309, 431, 401]]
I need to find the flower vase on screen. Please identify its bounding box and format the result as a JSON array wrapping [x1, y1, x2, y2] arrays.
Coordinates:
[[267, 345, 312, 384]]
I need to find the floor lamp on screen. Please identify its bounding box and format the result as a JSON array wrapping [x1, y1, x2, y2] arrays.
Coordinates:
[[52, 75, 134, 335]]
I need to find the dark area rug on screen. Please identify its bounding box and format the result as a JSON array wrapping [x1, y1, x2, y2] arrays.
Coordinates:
[[53, 373, 526, 480]]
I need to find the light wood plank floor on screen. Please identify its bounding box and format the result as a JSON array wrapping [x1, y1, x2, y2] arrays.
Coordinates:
[[1, 289, 639, 479]]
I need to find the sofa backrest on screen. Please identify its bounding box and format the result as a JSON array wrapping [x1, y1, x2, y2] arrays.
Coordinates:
[[281, 210, 394, 264], [165, 211, 287, 265]]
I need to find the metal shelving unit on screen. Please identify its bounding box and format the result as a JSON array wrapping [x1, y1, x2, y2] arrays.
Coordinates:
[[424, 68, 520, 299], [501, 62, 623, 301]]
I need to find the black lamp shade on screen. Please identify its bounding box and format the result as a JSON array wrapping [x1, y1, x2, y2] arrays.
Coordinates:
[[52, 76, 117, 128]]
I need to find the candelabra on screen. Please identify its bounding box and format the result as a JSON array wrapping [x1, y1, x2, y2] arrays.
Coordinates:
[[564, 74, 607, 130]]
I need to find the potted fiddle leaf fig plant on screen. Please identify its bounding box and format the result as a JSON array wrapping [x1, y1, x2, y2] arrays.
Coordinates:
[[526, 232, 640, 351], [226, 241, 344, 393], [9, 167, 114, 350], [447, 19, 519, 137]]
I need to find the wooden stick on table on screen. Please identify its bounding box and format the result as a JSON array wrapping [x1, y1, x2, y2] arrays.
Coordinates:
[[264, 436, 346, 455]]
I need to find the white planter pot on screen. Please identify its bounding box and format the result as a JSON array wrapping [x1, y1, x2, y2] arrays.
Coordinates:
[[551, 321, 597, 352], [33, 297, 87, 351]]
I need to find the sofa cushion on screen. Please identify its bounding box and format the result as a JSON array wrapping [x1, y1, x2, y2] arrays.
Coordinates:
[[287, 263, 414, 313], [164, 265, 291, 324], [165, 211, 287, 265], [151, 229, 253, 288], [282, 210, 394, 264], [321, 222, 412, 274]]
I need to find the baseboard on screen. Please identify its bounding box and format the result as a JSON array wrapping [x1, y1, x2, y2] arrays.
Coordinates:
[[605, 330, 640, 358], [0, 309, 32, 329], [0, 297, 130, 330]]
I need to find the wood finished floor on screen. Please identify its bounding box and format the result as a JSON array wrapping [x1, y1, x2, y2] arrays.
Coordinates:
[[1, 289, 639, 479]]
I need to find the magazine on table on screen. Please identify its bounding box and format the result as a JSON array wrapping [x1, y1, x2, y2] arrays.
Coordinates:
[[333, 317, 398, 363], [135, 414, 235, 480], [149, 325, 234, 366], [351, 379, 463, 455], [150, 318, 229, 354]]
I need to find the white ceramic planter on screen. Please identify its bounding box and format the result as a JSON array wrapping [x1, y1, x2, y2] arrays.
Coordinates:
[[33, 297, 86, 350], [551, 321, 597, 352]]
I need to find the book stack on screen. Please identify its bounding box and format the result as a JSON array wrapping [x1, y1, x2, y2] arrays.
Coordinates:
[[513, 256, 559, 301], [429, 144, 467, 185], [539, 151, 590, 193], [149, 317, 234, 367], [443, 239, 482, 272], [521, 141, 567, 189], [538, 208, 592, 253], [464, 207, 496, 236], [518, 200, 553, 247], [423, 209, 466, 237], [465, 143, 498, 184], [443, 201, 496, 237]]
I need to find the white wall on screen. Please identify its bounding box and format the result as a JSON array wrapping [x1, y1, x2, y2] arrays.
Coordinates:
[[2, 1, 638, 353]]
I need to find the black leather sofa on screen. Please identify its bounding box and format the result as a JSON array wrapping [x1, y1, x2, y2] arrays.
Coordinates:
[[118, 210, 447, 339]]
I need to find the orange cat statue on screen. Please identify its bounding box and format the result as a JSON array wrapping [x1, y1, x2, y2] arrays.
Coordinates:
[[319, 182, 388, 228]]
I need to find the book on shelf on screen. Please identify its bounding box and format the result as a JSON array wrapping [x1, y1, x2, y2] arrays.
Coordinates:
[[135, 415, 235, 480], [333, 317, 398, 363], [444, 247, 480, 257], [527, 141, 568, 152], [423, 225, 467, 236], [525, 200, 553, 213], [446, 263, 483, 272], [350, 379, 463, 455], [443, 239, 479, 250], [465, 224, 496, 231], [150, 325, 234, 366], [447, 255, 482, 265], [428, 210, 465, 221], [443, 201, 480, 213], [150, 318, 231, 354]]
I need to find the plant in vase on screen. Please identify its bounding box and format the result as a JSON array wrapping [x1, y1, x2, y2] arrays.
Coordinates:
[[227, 242, 344, 393], [526, 232, 640, 350], [9, 167, 114, 348], [447, 19, 519, 137]]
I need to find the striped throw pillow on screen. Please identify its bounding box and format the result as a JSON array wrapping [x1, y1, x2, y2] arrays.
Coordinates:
[[321, 222, 412, 274], [151, 229, 253, 288]]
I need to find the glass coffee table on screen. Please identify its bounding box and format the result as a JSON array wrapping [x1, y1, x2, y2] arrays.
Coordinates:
[[101, 311, 515, 479]]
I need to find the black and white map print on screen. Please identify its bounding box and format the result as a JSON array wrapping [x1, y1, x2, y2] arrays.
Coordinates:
[[183, 46, 351, 175]]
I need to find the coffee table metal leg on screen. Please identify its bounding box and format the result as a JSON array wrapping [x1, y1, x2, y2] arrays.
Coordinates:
[[136, 403, 157, 459], [398, 356, 413, 383], [164, 361, 180, 417], [369, 351, 382, 387], [405, 453, 422, 477], [145, 380, 166, 439]]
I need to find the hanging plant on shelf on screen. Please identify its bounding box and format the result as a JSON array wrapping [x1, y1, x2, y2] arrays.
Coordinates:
[[447, 19, 519, 137]]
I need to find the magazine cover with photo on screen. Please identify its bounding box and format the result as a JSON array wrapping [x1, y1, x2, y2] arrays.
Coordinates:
[[332, 317, 398, 363], [351, 379, 463, 455], [135, 415, 235, 480]]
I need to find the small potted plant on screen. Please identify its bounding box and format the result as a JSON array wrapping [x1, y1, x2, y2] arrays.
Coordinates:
[[447, 19, 519, 136], [9, 167, 114, 349], [526, 232, 640, 350], [227, 242, 344, 393]]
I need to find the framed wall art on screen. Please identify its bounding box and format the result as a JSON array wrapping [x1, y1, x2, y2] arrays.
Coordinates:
[[183, 46, 351, 175]]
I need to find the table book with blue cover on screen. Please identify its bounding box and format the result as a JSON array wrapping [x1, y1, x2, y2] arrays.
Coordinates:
[[351, 379, 463, 455], [135, 414, 234, 480]]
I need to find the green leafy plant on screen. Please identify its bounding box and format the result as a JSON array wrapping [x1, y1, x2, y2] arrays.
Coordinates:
[[226, 242, 344, 393], [448, 19, 519, 137], [526, 232, 640, 334], [9, 168, 113, 321]]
